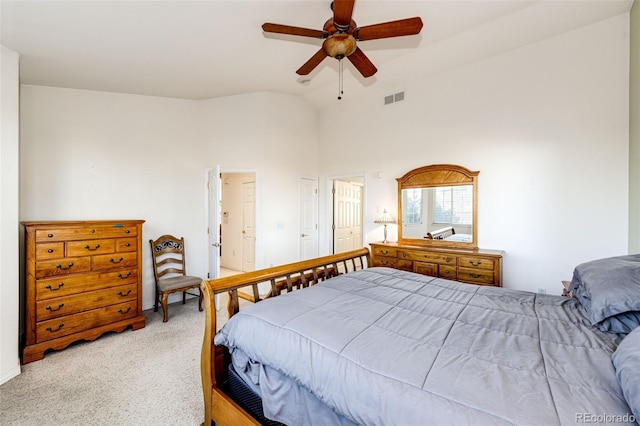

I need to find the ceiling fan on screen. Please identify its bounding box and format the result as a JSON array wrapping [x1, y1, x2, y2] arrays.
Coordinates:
[[262, 0, 423, 79]]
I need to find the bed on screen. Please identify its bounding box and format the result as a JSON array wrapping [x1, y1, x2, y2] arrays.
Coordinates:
[[201, 248, 640, 426]]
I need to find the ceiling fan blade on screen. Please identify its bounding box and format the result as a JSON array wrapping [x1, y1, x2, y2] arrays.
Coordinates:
[[332, 0, 355, 27], [355, 17, 423, 41], [262, 23, 325, 38], [347, 48, 377, 78], [296, 48, 329, 75]]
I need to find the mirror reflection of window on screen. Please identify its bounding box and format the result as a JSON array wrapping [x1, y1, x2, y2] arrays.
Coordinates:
[[403, 188, 423, 224], [434, 186, 473, 225]]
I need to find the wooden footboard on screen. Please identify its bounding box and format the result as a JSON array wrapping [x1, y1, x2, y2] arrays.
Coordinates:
[[200, 248, 371, 426]]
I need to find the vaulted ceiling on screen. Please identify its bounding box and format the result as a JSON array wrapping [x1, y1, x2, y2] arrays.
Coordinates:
[[1, 1, 634, 109]]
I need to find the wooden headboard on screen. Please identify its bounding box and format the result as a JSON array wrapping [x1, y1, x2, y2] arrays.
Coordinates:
[[200, 248, 371, 426]]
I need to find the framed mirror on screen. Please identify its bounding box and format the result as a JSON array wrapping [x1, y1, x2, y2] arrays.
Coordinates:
[[397, 164, 478, 249]]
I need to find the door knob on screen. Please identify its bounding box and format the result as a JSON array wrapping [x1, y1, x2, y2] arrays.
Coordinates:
[[301, 233, 308, 237], [212, 243, 221, 247]]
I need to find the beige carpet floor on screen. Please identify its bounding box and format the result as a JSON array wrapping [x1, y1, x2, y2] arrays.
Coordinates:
[[0, 298, 236, 426]]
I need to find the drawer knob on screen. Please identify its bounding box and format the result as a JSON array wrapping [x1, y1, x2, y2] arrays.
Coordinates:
[[445, 257, 452, 263], [125, 230, 130, 234], [117, 272, 132, 279], [56, 262, 74, 270], [45, 283, 64, 291], [110, 257, 124, 264], [118, 307, 132, 314], [45, 303, 64, 312], [118, 289, 132, 297], [47, 234, 54, 238], [48, 249, 54, 253], [470, 272, 482, 278], [469, 260, 482, 266], [125, 243, 131, 247], [84, 244, 101, 251], [46, 323, 64, 332]]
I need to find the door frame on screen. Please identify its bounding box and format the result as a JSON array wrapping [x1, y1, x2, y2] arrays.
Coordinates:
[[205, 167, 261, 280], [326, 172, 367, 254]]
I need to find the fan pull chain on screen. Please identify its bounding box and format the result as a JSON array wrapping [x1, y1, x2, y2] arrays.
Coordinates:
[[338, 59, 344, 100]]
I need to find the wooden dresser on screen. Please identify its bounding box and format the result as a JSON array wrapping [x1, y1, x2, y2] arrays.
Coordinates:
[[21, 220, 146, 363], [370, 241, 504, 287]]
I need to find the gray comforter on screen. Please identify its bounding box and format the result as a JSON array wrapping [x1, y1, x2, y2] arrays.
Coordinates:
[[215, 267, 635, 425]]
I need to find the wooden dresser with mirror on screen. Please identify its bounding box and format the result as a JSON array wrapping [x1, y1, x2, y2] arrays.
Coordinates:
[[370, 164, 504, 287]]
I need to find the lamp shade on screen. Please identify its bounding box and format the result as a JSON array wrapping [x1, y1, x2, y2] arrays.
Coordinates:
[[374, 209, 396, 225]]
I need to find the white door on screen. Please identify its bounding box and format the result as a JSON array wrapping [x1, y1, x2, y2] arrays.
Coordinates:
[[208, 166, 221, 281], [300, 177, 318, 260], [333, 179, 363, 253], [242, 181, 256, 272]]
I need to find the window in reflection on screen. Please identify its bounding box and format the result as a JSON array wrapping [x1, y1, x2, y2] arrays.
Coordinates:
[[404, 188, 423, 225], [434, 186, 473, 225]]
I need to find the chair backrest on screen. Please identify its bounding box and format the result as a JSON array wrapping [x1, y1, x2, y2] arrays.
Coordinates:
[[149, 235, 188, 281]]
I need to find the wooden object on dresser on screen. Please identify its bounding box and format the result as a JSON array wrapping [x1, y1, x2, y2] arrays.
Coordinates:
[[21, 220, 146, 364], [562, 280, 573, 297], [370, 241, 504, 287]]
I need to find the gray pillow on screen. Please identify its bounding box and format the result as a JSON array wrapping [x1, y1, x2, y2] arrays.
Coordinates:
[[568, 254, 640, 334], [612, 326, 640, 421]]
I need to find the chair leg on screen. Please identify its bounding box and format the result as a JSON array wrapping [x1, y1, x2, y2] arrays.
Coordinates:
[[198, 287, 203, 312], [161, 293, 170, 322], [182, 291, 187, 305], [154, 285, 159, 312]]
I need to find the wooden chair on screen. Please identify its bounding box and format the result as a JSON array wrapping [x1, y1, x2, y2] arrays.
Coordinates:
[[149, 235, 203, 322]]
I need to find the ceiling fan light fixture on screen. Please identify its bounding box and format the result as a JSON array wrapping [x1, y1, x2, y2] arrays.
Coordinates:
[[323, 33, 357, 59]]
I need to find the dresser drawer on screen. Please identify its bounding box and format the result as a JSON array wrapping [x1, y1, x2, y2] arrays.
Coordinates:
[[372, 257, 397, 268], [36, 269, 138, 300], [116, 238, 137, 252], [413, 261, 438, 276], [438, 265, 458, 280], [66, 239, 116, 257], [36, 284, 138, 321], [371, 247, 397, 257], [35, 257, 92, 279], [396, 259, 413, 271], [92, 252, 138, 272], [458, 256, 494, 271], [458, 267, 494, 285], [398, 250, 457, 265], [35, 225, 138, 242], [36, 243, 65, 260], [36, 301, 138, 343]]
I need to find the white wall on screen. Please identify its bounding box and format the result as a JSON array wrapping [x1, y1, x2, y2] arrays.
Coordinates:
[[0, 45, 21, 384], [317, 15, 630, 295], [19, 88, 318, 309], [200, 92, 320, 268]]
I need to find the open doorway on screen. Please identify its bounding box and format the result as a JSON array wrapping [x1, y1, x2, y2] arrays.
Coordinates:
[[219, 172, 256, 276], [330, 175, 365, 254]]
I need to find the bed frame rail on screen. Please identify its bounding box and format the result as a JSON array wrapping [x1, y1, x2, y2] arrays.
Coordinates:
[[200, 247, 371, 426]]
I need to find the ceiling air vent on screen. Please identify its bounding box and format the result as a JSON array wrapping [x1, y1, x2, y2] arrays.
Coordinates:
[[384, 91, 405, 105]]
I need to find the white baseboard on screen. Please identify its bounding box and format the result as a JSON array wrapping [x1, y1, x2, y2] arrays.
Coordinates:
[[0, 364, 21, 386]]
